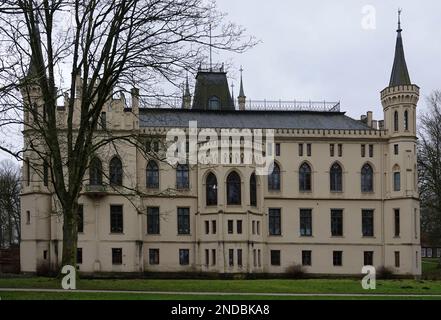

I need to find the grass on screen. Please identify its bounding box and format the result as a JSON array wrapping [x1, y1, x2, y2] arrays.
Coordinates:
[[422, 258, 441, 279]]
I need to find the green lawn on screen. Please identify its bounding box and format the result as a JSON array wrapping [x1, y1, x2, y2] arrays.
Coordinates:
[[422, 258, 441, 278], [1, 277, 441, 295]]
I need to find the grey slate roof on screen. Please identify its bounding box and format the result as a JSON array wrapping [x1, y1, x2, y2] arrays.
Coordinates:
[[389, 29, 411, 87], [139, 109, 371, 130]]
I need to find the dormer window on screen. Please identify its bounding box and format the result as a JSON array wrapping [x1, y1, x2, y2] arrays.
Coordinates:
[[208, 96, 221, 110]]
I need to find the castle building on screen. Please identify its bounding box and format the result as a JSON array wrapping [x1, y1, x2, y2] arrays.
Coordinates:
[[20, 20, 421, 276]]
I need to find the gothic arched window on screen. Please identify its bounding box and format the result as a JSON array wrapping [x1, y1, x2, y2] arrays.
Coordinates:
[[227, 171, 241, 205], [394, 111, 399, 132], [299, 162, 312, 192], [404, 110, 409, 131], [250, 173, 257, 206], [109, 157, 123, 186], [176, 164, 189, 189], [206, 172, 218, 206], [146, 160, 159, 189], [268, 163, 281, 191], [89, 157, 103, 185], [330, 162, 343, 192], [361, 163, 374, 192]]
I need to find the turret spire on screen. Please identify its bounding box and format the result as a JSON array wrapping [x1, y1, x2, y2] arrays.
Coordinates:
[[238, 66, 246, 110], [389, 9, 411, 87]]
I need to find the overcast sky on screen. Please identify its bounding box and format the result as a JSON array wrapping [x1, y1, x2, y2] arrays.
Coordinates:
[[1, 0, 440, 163]]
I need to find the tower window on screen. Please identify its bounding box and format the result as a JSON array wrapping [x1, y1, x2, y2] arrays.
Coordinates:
[[404, 110, 409, 131], [394, 111, 399, 132]]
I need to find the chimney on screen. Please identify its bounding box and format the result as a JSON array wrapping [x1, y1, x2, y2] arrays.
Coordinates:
[[371, 120, 378, 130], [378, 120, 384, 130], [131, 87, 139, 110], [367, 111, 373, 128]]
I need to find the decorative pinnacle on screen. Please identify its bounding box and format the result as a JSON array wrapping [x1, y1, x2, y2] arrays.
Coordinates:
[[397, 8, 402, 32]]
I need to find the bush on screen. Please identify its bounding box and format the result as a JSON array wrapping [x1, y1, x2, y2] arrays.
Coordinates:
[[377, 266, 395, 279], [285, 263, 305, 279]]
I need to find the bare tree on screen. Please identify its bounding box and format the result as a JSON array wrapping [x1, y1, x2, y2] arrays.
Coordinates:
[[418, 90, 441, 263], [0, 160, 21, 247], [0, 0, 255, 270]]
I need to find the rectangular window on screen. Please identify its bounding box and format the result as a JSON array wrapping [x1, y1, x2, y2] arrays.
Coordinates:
[[333, 251, 343, 266], [26, 158, 30, 186], [270, 250, 281, 266], [361, 144, 366, 157], [300, 209, 312, 237], [77, 248, 83, 264], [437, 248, 441, 258], [362, 209, 374, 237], [205, 221, 209, 235], [275, 143, 281, 156], [338, 144, 343, 157], [331, 209, 343, 236], [229, 249, 234, 266], [302, 250, 312, 266], [26, 210, 31, 224], [427, 248, 432, 258], [237, 249, 243, 267], [179, 249, 190, 265], [237, 220, 243, 234], [394, 209, 400, 237], [269, 208, 281, 236], [212, 249, 216, 265], [330, 144, 335, 157], [369, 144, 374, 157], [252, 221, 256, 235], [77, 205, 84, 233], [422, 248, 426, 258], [43, 250, 48, 260], [394, 251, 400, 268], [298, 143, 303, 156], [257, 221, 261, 235], [394, 144, 399, 155], [110, 205, 123, 233], [205, 249, 209, 266], [253, 249, 257, 267], [43, 161, 49, 186], [212, 220, 217, 234], [364, 251, 373, 266], [177, 207, 190, 235], [147, 207, 160, 235], [112, 248, 122, 265], [307, 144, 312, 156], [393, 172, 401, 191], [258, 249, 261, 267], [227, 220, 234, 234], [149, 249, 159, 265]]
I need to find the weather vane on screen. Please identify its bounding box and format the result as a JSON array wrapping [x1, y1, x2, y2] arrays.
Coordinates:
[[397, 8, 402, 32]]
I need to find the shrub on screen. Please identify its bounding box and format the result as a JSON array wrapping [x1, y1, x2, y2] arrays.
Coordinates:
[[285, 263, 305, 279], [377, 266, 395, 279]]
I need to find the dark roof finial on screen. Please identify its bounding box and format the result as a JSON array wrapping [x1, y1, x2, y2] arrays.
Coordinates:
[[397, 8, 402, 32], [238, 66, 245, 97]]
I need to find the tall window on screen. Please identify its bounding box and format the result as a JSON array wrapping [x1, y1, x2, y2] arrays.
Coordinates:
[[394, 251, 400, 268], [179, 249, 190, 265], [300, 209, 312, 236], [147, 207, 160, 235], [333, 251, 343, 266], [269, 208, 281, 235], [89, 157, 102, 185], [146, 160, 159, 189], [394, 209, 400, 237], [77, 205, 84, 233], [268, 163, 281, 191], [394, 111, 399, 132], [100, 112, 107, 130], [227, 171, 241, 205], [227, 220, 234, 234], [298, 143, 303, 156], [250, 173, 257, 206], [404, 110, 409, 130], [43, 160, 49, 186], [110, 205, 123, 233], [299, 162, 312, 192], [112, 248, 122, 265], [25, 158, 30, 186], [307, 143, 312, 156], [206, 172, 218, 206], [177, 207, 190, 235], [237, 249, 243, 267], [330, 163, 342, 192], [302, 251, 312, 266], [176, 164, 189, 189], [270, 250, 281, 266], [228, 249, 234, 266], [361, 164, 373, 192], [237, 220, 243, 234], [393, 171, 401, 191], [149, 249, 159, 265], [77, 248, 83, 264], [361, 144, 366, 157], [364, 251, 373, 266], [330, 144, 335, 157], [109, 157, 123, 186], [331, 209, 343, 236], [362, 209, 374, 237]]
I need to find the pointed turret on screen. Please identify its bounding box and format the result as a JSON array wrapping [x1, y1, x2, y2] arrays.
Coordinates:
[[238, 66, 246, 110], [182, 73, 191, 109], [389, 10, 411, 87]]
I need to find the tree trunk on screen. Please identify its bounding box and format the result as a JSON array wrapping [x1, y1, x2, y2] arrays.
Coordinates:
[[60, 205, 78, 272]]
